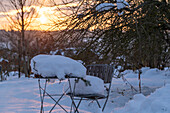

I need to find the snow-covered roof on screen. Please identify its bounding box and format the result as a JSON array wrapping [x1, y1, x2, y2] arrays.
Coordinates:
[[30, 55, 86, 79]]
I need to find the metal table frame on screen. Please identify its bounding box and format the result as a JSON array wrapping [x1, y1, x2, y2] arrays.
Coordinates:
[[38, 78, 69, 113], [37, 75, 84, 113]]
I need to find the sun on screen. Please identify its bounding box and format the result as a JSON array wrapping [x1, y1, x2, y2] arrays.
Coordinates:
[[39, 15, 48, 24]]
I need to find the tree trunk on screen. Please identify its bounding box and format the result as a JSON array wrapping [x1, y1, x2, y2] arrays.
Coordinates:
[[18, 39, 21, 78], [21, 3, 28, 77]]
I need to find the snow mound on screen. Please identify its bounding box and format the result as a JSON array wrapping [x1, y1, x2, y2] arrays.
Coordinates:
[[114, 84, 170, 113], [96, 3, 115, 12], [66, 75, 105, 95], [140, 67, 150, 74], [143, 68, 161, 77], [30, 55, 86, 79]]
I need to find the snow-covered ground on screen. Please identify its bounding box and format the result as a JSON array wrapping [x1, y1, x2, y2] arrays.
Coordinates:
[[0, 67, 170, 113]]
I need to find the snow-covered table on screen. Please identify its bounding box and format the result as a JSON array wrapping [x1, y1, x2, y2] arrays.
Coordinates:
[[31, 54, 86, 79], [30, 54, 87, 112]]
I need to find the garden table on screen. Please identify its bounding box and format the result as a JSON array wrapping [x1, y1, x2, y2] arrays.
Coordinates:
[[30, 54, 86, 113]]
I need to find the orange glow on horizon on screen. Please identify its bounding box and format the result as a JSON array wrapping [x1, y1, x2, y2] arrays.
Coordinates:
[[0, 1, 76, 31]]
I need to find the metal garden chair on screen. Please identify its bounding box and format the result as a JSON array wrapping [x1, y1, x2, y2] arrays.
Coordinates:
[[67, 64, 114, 112]]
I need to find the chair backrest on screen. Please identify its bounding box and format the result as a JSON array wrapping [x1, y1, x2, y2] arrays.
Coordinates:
[[86, 64, 114, 83]]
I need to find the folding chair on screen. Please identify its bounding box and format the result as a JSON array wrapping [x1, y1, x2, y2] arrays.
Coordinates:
[[67, 64, 114, 112], [35, 75, 70, 113]]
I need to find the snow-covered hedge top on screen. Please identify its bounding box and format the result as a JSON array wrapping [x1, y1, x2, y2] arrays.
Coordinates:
[[30, 55, 86, 79], [67, 75, 105, 95]]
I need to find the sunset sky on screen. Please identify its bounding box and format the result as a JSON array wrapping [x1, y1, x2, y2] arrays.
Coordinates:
[[0, 0, 75, 31]]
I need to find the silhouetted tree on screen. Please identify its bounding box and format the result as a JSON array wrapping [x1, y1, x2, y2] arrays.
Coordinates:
[[50, 0, 169, 68], [0, 0, 44, 77]]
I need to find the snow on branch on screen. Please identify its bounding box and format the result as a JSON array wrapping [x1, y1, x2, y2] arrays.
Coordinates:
[[116, 0, 129, 10], [95, 3, 115, 12], [95, 0, 129, 15]]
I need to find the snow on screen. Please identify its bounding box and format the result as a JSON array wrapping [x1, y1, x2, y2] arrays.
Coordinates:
[[95, 3, 115, 12], [116, 0, 129, 16], [123, 67, 170, 87], [116, 0, 129, 9], [95, 0, 129, 12], [118, 11, 124, 16], [95, 1, 129, 16], [0, 67, 170, 113], [0, 42, 8, 49], [114, 84, 170, 113], [0, 57, 9, 62], [30, 54, 86, 79], [66, 75, 105, 95]]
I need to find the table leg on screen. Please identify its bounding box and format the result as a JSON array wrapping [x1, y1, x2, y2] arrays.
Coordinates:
[[38, 79, 47, 113]]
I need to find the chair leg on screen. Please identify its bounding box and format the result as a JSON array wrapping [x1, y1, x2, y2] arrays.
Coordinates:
[[102, 96, 109, 111], [95, 98, 101, 108], [102, 80, 112, 112]]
